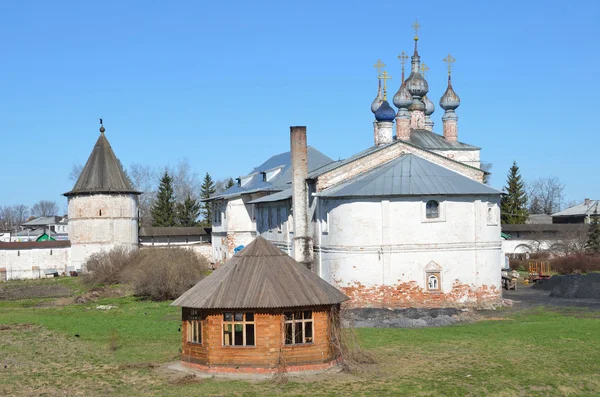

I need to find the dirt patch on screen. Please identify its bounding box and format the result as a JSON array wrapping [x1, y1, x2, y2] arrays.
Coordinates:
[[343, 307, 480, 328], [533, 274, 600, 299], [73, 285, 131, 304], [0, 283, 73, 300]]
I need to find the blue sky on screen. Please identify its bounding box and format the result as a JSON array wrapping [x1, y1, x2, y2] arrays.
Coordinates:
[[1, 0, 598, 209]]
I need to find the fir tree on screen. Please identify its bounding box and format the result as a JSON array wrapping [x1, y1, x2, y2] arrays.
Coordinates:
[[585, 205, 600, 254], [200, 172, 216, 224], [225, 177, 235, 190], [152, 171, 176, 227], [176, 195, 201, 227], [500, 161, 529, 224]]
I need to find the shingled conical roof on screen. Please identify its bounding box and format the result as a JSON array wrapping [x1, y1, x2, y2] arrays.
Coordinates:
[[64, 131, 140, 197], [172, 236, 349, 309]]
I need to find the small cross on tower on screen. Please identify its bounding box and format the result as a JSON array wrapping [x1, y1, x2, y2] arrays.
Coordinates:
[[412, 19, 421, 41], [443, 54, 456, 76], [398, 51, 409, 78], [379, 70, 392, 99], [373, 59, 386, 78], [420, 62, 429, 78]]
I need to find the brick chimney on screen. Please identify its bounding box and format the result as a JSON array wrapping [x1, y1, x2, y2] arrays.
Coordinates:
[[290, 126, 313, 269]]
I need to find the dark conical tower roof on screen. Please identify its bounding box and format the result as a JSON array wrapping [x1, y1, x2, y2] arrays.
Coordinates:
[[172, 236, 349, 309], [64, 130, 140, 197]]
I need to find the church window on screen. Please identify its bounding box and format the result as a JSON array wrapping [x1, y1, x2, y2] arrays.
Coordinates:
[[487, 203, 497, 225], [186, 309, 202, 345], [428, 274, 439, 290], [222, 312, 255, 346], [284, 311, 314, 345], [426, 200, 439, 218]]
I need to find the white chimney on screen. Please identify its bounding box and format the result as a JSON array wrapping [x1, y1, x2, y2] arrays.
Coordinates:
[[290, 126, 313, 269]]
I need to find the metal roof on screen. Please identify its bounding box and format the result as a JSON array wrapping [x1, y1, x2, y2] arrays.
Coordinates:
[[315, 154, 501, 198], [171, 236, 349, 309], [139, 227, 207, 237], [21, 216, 63, 227], [248, 189, 292, 204], [64, 133, 140, 197], [208, 147, 333, 201], [407, 129, 480, 150], [552, 200, 599, 217], [309, 135, 484, 180]]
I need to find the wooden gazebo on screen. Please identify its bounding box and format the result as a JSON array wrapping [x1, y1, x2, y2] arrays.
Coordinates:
[[171, 236, 349, 374]]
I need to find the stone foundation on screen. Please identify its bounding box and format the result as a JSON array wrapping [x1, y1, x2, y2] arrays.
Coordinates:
[[341, 280, 500, 309], [181, 357, 341, 375]]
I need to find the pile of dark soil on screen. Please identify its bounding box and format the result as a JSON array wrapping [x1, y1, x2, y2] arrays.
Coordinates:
[[342, 307, 478, 328], [533, 274, 600, 299], [0, 284, 73, 300]]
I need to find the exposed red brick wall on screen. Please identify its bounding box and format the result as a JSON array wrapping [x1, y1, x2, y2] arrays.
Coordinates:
[[180, 306, 339, 371], [341, 280, 500, 308]]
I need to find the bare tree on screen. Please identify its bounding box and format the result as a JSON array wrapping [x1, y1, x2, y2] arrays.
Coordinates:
[[31, 200, 60, 217], [169, 159, 202, 203], [69, 163, 84, 183], [130, 163, 158, 227], [526, 177, 565, 215], [480, 162, 493, 185]]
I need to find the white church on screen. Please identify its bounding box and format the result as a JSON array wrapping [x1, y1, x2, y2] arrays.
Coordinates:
[[208, 34, 503, 308]]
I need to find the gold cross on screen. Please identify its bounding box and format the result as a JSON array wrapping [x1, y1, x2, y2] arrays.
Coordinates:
[[443, 54, 456, 76], [420, 62, 429, 78], [379, 70, 392, 99], [412, 19, 421, 40], [374, 59, 386, 77], [398, 51, 409, 74]]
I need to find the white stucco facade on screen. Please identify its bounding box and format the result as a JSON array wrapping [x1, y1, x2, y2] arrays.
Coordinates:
[[0, 244, 71, 280], [68, 193, 139, 270]]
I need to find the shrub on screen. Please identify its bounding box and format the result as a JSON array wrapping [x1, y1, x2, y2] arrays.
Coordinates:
[[509, 258, 527, 271], [551, 254, 600, 275], [80, 247, 136, 287], [130, 248, 209, 301]]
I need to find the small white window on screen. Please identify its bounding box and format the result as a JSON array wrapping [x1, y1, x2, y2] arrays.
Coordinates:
[[428, 274, 439, 290], [487, 203, 498, 225]]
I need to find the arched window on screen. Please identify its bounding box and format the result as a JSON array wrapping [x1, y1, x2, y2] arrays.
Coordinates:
[[428, 274, 439, 290], [426, 200, 439, 219]]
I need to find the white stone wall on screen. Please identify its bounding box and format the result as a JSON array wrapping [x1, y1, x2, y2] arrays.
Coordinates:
[[314, 195, 502, 305], [0, 246, 71, 280], [68, 194, 138, 270], [432, 149, 481, 170], [139, 243, 212, 264]]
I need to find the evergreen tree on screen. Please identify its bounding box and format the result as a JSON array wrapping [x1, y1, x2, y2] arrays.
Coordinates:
[[200, 172, 216, 224], [225, 177, 235, 190], [500, 161, 529, 224], [176, 195, 201, 227], [152, 171, 176, 227], [585, 205, 600, 254]]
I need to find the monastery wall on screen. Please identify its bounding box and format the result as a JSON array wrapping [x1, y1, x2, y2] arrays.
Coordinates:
[[315, 195, 502, 308], [0, 242, 71, 281]]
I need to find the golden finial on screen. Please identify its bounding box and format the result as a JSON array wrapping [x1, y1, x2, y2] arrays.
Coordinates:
[[379, 70, 392, 100], [398, 51, 409, 80], [99, 118, 105, 134], [412, 19, 421, 41], [443, 54, 456, 76], [420, 62, 429, 78], [373, 59, 386, 77]]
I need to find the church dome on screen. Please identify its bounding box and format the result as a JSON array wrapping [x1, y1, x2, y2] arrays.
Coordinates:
[[405, 71, 428, 98], [393, 82, 413, 109], [375, 100, 396, 122], [423, 95, 435, 116], [440, 78, 460, 110], [371, 81, 383, 114]]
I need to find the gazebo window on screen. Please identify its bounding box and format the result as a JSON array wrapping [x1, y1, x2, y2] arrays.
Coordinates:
[[223, 312, 255, 346], [186, 309, 202, 344], [284, 311, 313, 345]]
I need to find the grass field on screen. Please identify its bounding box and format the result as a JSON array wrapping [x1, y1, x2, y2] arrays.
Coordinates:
[[1, 278, 599, 396]]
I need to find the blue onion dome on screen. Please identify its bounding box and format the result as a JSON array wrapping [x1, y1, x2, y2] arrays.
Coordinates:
[[405, 71, 429, 98], [375, 100, 396, 122], [393, 82, 413, 109], [440, 77, 460, 110], [423, 95, 435, 116], [371, 80, 384, 114]]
